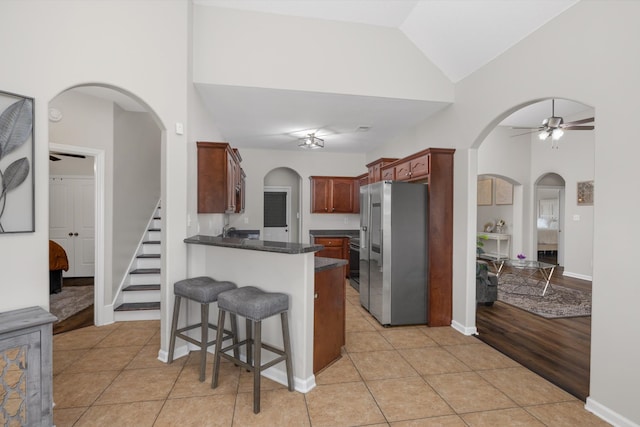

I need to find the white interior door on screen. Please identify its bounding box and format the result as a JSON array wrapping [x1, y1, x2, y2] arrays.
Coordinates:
[[263, 187, 290, 242], [49, 177, 95, 277]]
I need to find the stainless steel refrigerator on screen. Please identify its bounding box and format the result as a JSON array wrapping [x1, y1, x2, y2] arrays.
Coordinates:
[[359, 181, 428, 326]]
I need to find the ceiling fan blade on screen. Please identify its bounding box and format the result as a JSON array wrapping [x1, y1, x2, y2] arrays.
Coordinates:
[[511, 129, 541, 137], [562, 125, 595, 130], [49, 155, 61, 161], [50, 152, 87, 159], [563, 117, 595, 126], [510, 126, 543, 130]]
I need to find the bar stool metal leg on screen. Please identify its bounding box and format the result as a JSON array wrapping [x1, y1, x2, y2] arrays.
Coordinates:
[[253, 320, 262, 414], [168, 295, 182, 363], [281, 311, 294, 391], [212, 309, 225, 389], [199, 303, 209, 382]]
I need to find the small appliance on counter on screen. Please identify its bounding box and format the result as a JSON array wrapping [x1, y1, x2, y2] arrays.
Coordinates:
[[359, 181, 428, 326]]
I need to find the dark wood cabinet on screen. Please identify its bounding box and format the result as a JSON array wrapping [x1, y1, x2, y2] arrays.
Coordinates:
[[354, 173, 367, 213], [422, 149, 454, 326], [197, 142, 244, 214], [383, 152, 429, 182], [313, 236, 348, 260], [366, 158, 398, 183], [314, 265, 345, 373], [310, 176, 357, 213], [374, 148, 454, 327]]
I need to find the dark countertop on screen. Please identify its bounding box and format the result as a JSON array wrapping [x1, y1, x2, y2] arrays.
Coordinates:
[[184, 235, 323, 254], [315, 256, 348, 272], [309, 229, 359, 238]]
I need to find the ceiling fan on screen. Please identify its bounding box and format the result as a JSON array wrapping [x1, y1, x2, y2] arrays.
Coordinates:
[[511, 99, 594, 146], [49, 152, 87, 162]]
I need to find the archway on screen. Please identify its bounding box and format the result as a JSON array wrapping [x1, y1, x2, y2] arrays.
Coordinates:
[[49, 84, 162, 327], [473, 98, 595, 400], [535, 173, 565, 266], [263, 167, 302, 243]]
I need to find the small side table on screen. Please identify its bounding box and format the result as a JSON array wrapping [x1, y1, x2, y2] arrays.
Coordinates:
[[503, 259, 556, 296], [0, 306, 57, 426]]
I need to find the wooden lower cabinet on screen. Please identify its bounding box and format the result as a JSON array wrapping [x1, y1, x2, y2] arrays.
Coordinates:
[[313, 266, 345, 373], [313, 237, 349, 275]]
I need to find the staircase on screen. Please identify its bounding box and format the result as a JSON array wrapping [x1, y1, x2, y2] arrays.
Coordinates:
[[114, 205, 162, 321]]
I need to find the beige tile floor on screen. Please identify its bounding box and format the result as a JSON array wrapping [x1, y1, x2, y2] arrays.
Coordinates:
[[52, 285, 610, 426]]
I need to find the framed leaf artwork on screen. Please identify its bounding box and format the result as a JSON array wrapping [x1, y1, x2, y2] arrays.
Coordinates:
[[0, 91, 34, 233]]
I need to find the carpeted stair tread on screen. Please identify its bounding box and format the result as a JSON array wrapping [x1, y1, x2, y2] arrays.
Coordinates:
[[124, 284, 160, 291], [115, 302, 160, 311], [130, 268, 161, 274]]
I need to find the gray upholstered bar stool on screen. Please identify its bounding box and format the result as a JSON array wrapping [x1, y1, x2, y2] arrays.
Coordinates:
[[168, 276, 238, 382], [212, 286, 294, 414]]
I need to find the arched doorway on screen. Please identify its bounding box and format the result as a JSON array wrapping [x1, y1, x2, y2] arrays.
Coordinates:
[[535, 173, 565, 266], [49, 84, 162, 328], [263, 167, 302, 243], [474, 98, 595, 401]]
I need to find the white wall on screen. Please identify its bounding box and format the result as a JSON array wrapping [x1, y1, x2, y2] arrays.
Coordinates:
[[112, 107, 161, 293], [234, 148, 365, 243], [49, 91, 115, 301], [192, 5, 453, 102], [530, 119, 594, 279], [0, 1, 189, 354], [377, 2, 639, 423], [475, 121, 595, 278]]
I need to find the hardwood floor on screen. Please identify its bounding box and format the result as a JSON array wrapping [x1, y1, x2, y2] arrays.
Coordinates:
[[52, 277, 95, 335], [475, 265, 591, 401]]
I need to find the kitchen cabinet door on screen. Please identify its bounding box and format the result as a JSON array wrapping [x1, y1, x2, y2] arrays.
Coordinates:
[[310, 177, 356, 213], [313, 265, 345, 373], [197, 142, 243, 214], [331, 178, 355, 213]]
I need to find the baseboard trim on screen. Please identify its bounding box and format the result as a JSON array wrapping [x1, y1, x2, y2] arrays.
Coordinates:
[[562, 271, 593, 281], [586, 397, 640, 427], [451, 320, 477, 336]]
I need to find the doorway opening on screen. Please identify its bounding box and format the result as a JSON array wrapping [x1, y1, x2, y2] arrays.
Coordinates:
[[264, 187, 291, 242], [473, 98, 594, 401], [263, 167, 302, 243], [535, 173, 565, 266]]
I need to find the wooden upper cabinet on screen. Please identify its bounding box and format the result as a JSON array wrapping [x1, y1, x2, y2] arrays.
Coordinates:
[[366, 158, 398, 183], [384, 152, 430, 182], [197, 141, 243, 214], [310, 176, 357, 213], [381, 167, 395, 181]]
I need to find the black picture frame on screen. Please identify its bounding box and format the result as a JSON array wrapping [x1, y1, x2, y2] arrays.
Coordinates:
[[0, 90, 34, 233]]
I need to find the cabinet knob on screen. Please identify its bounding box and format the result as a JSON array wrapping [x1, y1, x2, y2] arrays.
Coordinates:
[[314, 293, 318, 299], [68, 232, 73, 236], [74, 232, 79, 236]]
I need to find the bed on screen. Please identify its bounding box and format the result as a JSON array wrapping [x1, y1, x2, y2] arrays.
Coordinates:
[[49, 240, 69, 294], [537, 218, 558, 253]]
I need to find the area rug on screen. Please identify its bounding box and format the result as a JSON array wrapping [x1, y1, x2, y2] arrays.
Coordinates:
[[497, 273, 591, 318], [49, 286, 94, 322]]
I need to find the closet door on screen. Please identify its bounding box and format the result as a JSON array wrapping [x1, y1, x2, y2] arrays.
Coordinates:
[[49, 178, 95, 277]]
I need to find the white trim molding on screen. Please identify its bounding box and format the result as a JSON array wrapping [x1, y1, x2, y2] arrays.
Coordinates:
[[563, 270, 593, 281], [451, 320, 477, 336], [586, 397, 640, 427]]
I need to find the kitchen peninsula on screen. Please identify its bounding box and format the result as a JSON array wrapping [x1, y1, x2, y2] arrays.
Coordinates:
[[184, 235, 346, 392]]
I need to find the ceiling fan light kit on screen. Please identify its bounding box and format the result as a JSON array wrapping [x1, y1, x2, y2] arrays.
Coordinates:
[[511, 99, 594, 148], [298, 133, 324, 149]]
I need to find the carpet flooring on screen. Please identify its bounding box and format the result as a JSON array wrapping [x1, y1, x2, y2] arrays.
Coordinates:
[[49, 285, 94, 322], [498, 272, 591, 318]]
